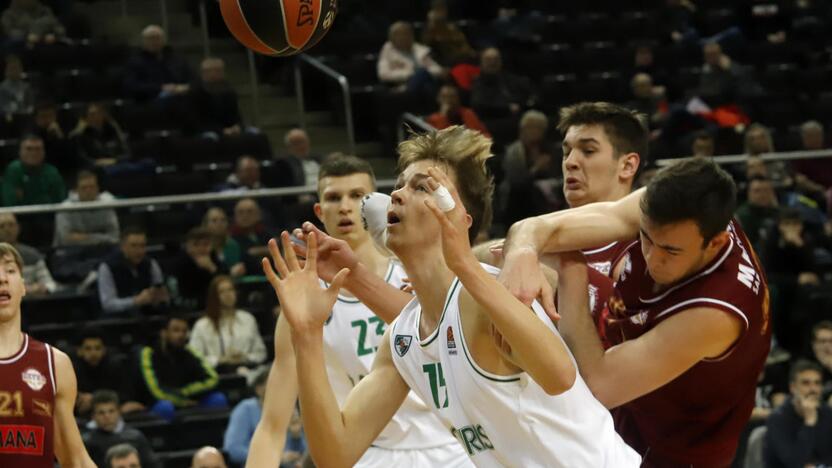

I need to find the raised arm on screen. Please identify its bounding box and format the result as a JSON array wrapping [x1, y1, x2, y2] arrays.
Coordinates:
[[555, 253, 743, 408], [423, 167, 573, 394], [52, 349, 97, 468], [263, 233, 410, 467], [292, 222, 412, 323], [245, 315, 298, 468]]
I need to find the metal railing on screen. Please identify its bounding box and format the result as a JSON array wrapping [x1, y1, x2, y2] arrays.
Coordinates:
[[4, 181, 396, 216], [294, 54, 355, 155], [656, 149, 832, 166], [398, 112, 435, 142]]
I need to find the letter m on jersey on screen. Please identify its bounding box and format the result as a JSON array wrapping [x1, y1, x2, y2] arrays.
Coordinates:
[[422, 363, 449, 409]]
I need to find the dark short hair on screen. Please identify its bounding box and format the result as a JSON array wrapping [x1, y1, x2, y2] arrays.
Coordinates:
[[76, 169, 98, 185], [76, 326, 106, 347], [120, 226, 147, 241], [558, 102, 649, 161], [812, 321, 832, 341], [106, 443, 138, 467], [789, 359, 823, 383], [641, 158, 737, 245], [318, 154, 375, 184], [164, 313, 189, 329], [186, 226, 213, 243], [20, 133, 44, 145], [91, 390, 120, 411]]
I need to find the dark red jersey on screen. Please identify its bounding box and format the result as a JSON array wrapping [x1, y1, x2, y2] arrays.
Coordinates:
[[583, 241, 634, 278], [0, 334, 56, 468], [602, 220, 771, 467], [583, 241, 637, 346]]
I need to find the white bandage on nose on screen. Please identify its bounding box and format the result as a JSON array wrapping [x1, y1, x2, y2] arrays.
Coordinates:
[[433, 185, 456, 212], [361, 192, 393, 256]]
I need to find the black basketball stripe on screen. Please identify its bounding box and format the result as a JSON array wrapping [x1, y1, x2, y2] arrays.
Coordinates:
[[237, 0, 291, 53], [303, 0, 337, 52]]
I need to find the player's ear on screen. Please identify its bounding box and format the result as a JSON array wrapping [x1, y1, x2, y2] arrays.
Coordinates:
[[619, 152, 640, 181], [313, 203, 323, 222], [706, 230, 730, 252], [465, 213, 473, 229]]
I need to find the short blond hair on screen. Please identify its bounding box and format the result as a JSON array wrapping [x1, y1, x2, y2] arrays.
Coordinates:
[[397, 126, 494, 241], [0, 242, 24, 271]]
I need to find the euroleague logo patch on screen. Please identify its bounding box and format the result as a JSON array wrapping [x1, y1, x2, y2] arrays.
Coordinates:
[[21, 368, 46, 391]]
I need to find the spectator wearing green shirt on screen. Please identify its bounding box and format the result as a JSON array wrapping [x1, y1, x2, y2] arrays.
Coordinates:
[[2, 134, 66, 206], [202, 206, 245, 277]]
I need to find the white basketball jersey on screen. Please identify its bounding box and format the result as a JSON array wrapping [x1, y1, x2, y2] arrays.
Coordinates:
[[389, 264, 641, 467], [322, 260, 460, 450]]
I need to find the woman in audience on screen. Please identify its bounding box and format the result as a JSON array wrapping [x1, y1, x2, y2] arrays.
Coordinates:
[[70, 102, 129, 168], [189, 275, 267, 374], [202, 207, 245, 277]]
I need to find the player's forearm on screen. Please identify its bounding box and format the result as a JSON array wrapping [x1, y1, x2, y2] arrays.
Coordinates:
[[455, 259, 576, 395], [344, 261, 411, 323], [555, 261, 609, 399], [291, 329, 356, 468]]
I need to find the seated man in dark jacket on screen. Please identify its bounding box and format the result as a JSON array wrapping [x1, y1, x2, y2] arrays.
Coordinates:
[[82, 390, 160, 468], [173, 226, 228, 310], [133, 315, 226, 422], [124, 25, 193, 102], [187, 57, 244, 138]]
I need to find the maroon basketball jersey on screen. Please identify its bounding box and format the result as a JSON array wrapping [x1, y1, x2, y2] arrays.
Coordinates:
[[583, 241, 636, 345], [0, 334, 56, 468], [602, 220, 771, 467]]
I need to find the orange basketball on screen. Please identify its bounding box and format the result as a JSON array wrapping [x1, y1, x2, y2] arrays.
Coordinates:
[[219, 0, 338, 56]]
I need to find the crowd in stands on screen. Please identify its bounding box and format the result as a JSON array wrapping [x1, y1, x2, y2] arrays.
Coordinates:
[[0, 0, 831, 466]]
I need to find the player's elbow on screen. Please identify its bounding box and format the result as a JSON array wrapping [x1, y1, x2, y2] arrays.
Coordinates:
[[582, 375, 621, 409], [541, 364, 577, 396]]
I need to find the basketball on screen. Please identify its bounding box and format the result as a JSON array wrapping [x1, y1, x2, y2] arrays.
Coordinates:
[[219, 0, 338, 56]]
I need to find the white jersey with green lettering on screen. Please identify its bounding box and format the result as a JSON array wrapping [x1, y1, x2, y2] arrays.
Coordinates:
[[322, 259, 465, 456], [388, 264, 641, 467]]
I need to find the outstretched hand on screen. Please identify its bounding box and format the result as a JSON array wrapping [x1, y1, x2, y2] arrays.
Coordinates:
[[290, 222, 360, 283], [423, 166, 476, 271], [262, 232, 350, 334]]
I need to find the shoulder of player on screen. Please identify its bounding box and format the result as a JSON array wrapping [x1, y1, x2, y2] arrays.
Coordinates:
[[51, 348, 76, 394], [651, 306, 744, 358]]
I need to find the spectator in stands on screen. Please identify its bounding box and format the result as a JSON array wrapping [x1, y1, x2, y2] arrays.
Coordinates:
[[697, 42, 742, 107], [736, 176, 779, 247], [201, 207, 245, 277], [70, 102, 129, 168], [83, 390, 160, 468], [105, 443, 141, 468], [426, 84, 490, 136], [801, 120, 826, 151], [271, 128, 323, 188], [98, 227, 169, 316], [191, 446, 227, 468], [809, 321, 832, 404], [189, 275, 266, 371], [0, 55, 33, 114], [497, 110, 560, 227], [30, 100, 79, 176], [658, 0, 699, 44], [377, 21, 443, 97], [2, 134, 66, 206], [223, 368, 269, 465], [691, 131, 715, 157], [764, 360, 832, 468], [762, 207, 821, 286], [217, 155, 263, 192], [470, 48, 531, 121], [173, 226, 228, 310], [421, 4, 475, 67], [230, 198, 270, 276], [54, 170, 119, 247], [1, 0, 65, 48], [0, 212, 56, 294], [73, 327, 143, 416], [136, 315, 226, 422], [792, 120, 832, 189], [282, 409, 307, 468], [744, 123, 791, 186], [626, 73, 668, 130], [124, 25, 193, 102], [188, 57, 244, 139]]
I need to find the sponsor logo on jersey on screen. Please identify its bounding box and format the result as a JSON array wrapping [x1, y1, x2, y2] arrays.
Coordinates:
[[589, 261, 611, 276], [32, 399, 51, 418], [21, 368, 46, 392], [0, 424, 44, 455], [446, 327, 457, 355], [629, 310, 649, 326], [394, 335, 412, 357], [588, 283, 599, 314]]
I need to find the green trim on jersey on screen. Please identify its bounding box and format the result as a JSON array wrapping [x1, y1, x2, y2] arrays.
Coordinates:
[[456, 290, 522, 383], [420, 279, 460, 347], [335, 259, 397, 304]]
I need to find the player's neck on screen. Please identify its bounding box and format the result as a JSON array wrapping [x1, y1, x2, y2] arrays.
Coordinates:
[[600, 184, 632, 204], [401, 253, 455, 326], [351, 236, 390, 278], [0, 315, 24, 358]]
